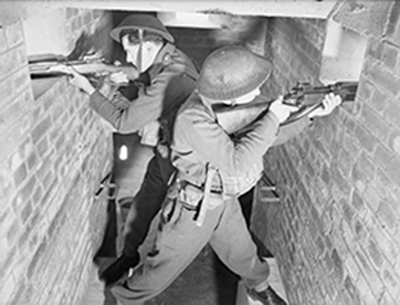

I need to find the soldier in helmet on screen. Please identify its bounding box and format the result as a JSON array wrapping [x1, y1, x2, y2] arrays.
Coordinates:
[[110, 45, 341, 305], [67, 14, 198, 285]]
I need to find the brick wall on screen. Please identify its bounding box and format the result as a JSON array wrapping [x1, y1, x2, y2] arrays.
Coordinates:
[[252, 7, 400, 305], [0, 8, 114, 305]]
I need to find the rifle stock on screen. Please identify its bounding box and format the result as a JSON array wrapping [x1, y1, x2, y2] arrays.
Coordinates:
[[29, 55, 140, 81]]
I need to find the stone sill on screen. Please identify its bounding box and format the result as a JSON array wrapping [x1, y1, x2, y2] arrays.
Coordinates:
[[31, 76, 64, 100]]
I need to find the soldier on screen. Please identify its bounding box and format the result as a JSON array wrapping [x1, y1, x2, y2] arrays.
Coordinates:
[[110, 45, 341, 305], [67, 14, 198, 285]]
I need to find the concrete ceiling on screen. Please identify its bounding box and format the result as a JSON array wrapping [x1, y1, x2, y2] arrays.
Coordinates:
[[0, 1, 338, 27]]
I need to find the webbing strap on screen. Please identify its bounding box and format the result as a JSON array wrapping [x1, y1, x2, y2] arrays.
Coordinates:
[[195, 164, 217, 227]]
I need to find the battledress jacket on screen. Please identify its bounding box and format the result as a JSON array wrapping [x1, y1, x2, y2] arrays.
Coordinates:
[[87, 43, 198, 134], [171, 91, 312, 196]]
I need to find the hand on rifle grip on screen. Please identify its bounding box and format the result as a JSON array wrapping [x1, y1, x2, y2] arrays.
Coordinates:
[[62, 66, 96, 95], [108, 71, 130, 85], [269, 95, 300, 123], [308, 93, 342, 118]]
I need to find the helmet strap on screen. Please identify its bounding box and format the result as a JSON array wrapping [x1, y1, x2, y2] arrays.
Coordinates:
[[136, 29, 144, 72]]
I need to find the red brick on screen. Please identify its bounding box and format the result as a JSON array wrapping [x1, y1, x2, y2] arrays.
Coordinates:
[[354, 124, 377, 154], [31, 115, 51, 145], [381, 42, 398, 71], [376, 199, 397, 233], [321, 164, 331, 185], [355, 250, 384, 300], [41, 177, 58, 207], [71, 16, 83, 33], [6, 217, 21, 245], [337, 148, 353, 178], [55, 133, 66, 152], [357, 78, 374, 103], [369, 87, 389, 114], [19, 174, 36, 203], [332, 166, 352, 198], [82, 11, 93, 26], [0, 27, 7, 54], [0, 94, 26, 129], [356, 274, 378, 305], [351, 190, 367, 216], [26, 151, 39, 172], [31, 185, 43, 206], [375, 169, 395, 199], [0, 50, 17, 79], [36, 136, 49, 158], [371, 222, 399, 263], [366, 63, 400, 96], [385, 0, 400, 47], [360, 104, 391, 143], [341, 131, 359, 157], [340, 197, 355, 226], [27, 239, 48, 279], [0, 76, 15, 108], [381, 260, 400, 300], [323, 251, 334, 274], [374, 144, 400, 187], [362, 183, 381, 212], [388, 128, 400, 157], [343, 113, 356, 135], [343, 276, 362, 305], [0, 164, 14, 204], [312, 137, 332, 161], [357, 151, 376, 181], [42, 170, 55, 192], [21, 201, 32, 224], [353, 219, 368, 243], [366, 237, 383, 269], [66, 7, 79, 19], [47, 200, 68, 241], [340, 219, 356, 250], [367, 37, 384, 61], [383, 101, 400, 129], [4, 21, 23, 48], [12, 68, 31, 98], [35, 154, 52, 181], [13, 162, 27, 187], [52, 103, 66, 124]]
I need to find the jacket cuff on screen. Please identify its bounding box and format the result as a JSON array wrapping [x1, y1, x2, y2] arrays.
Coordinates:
[[88, 90, 108, 113]]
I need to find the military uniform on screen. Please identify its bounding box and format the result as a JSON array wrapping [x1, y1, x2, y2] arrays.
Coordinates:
[[93, 14, 199, 286], [112, 46, 289, 305]]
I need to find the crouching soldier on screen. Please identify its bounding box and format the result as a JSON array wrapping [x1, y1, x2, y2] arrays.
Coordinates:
[[111, 45, 341, 305]]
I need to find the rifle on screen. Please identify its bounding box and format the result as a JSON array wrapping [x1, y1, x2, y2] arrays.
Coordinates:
[[28, 53, 140, 82], [213, 81, 358, 134]]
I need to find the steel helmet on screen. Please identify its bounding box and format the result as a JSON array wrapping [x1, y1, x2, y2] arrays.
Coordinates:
[[110, 14, 174, 43], [197, 45, 272, 101]]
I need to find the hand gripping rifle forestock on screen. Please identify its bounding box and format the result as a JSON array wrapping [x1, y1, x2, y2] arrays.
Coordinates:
[[213, 81, 358, 135]]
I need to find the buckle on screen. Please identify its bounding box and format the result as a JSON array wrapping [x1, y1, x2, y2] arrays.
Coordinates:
[[94, 172, 119, 200]]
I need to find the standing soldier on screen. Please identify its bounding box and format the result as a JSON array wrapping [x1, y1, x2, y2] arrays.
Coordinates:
[[67, 14, 198, 285]]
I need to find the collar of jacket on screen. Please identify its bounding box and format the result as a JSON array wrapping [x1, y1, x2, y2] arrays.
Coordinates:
[[147, 42, 198, 81], [147, 43, 176, 79]]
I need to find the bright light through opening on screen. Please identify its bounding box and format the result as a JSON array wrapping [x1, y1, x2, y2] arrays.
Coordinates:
[[119, 145, 128, 161]]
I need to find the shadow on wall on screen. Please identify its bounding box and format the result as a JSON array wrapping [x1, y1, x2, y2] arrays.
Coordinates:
[[168, 15, 268, 69]]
